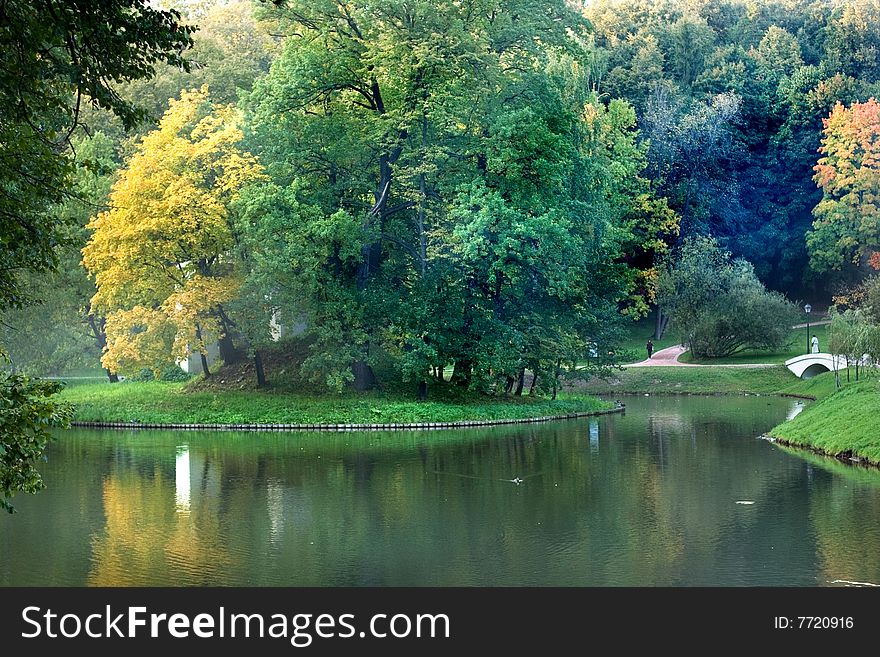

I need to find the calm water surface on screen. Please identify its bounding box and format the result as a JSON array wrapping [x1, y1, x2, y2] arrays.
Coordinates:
[[3, 395, 880, 586]]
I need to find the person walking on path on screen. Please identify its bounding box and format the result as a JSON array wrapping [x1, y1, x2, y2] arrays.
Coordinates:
[[646, 339, 654, 359], [811, 334, 820, 353]]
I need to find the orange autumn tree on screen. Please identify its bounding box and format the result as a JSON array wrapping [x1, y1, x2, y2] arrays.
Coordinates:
[[808, 98, 880, 274], [83, 87, 265, 376]]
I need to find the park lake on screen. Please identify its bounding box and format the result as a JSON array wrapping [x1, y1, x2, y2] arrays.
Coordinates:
[[2, 394, 879, 587]]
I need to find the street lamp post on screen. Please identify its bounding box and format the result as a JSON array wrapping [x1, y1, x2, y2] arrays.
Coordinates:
[[804, 303, 812, 353]]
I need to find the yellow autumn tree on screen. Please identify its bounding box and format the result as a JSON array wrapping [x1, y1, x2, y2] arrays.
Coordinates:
[[83, 86, 266, 376]]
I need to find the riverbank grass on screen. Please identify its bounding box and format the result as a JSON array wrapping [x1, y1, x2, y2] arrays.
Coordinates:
[[572, 364, 831, 396], [769, 379, 880, 464], [59, 381, 612, 425]]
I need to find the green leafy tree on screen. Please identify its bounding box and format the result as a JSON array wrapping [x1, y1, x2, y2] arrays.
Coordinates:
[[808, 98, 880, 275], [0, 0, 194, 308], [1, 132, 120, 379], [0, 376, 72, 512], [657, 237, 798, 358], [242, 0, 638, 397]]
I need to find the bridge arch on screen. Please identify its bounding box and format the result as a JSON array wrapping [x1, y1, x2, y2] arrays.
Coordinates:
[[801, 363, 831, 379], [784, 353, 847, 379]]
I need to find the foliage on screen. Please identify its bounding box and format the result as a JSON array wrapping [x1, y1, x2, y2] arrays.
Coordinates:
[[129, 368, 157, 383], [585, 0, 880, 294], [808, 98, 880, 274], [241, 0, 644, 395], [0, 0, 193, 310], [0, 374, 72, 512], [830, 309, 880, 377], [657, 237, 799, 357], [83, 87, 266, 375], [92, 0, 279, 140], [159, 364, 194, 382], [1, 132, 120, 377], [678, 324, 829, 364], [641, 89, 743, 237]]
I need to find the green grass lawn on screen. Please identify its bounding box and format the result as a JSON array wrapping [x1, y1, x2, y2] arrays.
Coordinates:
[[574, 364, 798, 395], [770, 377, 880, 464], [573, 362, 846, 399], [678, 323, 830, 365], [59, 380, 613, 425]]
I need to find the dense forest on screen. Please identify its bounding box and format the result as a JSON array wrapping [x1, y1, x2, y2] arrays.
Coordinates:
[[5, 0, 880, 395]]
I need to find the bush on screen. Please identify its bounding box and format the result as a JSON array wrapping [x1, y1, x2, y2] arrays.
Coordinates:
[[128, 367, 155, 382], [159, 364, 192, 382], [657, 237, 798, 358]]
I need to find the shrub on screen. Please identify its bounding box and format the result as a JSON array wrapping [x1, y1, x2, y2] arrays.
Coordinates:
[[159, 364, 192, 382], [128, 368, 155, 382], [657, 237, 798, 358]]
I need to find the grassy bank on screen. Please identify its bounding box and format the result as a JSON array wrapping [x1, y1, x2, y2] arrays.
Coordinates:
[[769, 379, 880, 465], [571, 364, 836, 397], [59, 381, 612, 425]]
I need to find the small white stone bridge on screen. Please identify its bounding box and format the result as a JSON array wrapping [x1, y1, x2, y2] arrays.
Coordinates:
[[784, 353, 850, 379]]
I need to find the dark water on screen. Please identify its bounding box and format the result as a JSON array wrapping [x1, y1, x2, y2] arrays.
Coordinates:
[[3, 395, 880, 586]]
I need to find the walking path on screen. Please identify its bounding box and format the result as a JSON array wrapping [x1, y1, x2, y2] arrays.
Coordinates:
[[627, 344, 776, 368]]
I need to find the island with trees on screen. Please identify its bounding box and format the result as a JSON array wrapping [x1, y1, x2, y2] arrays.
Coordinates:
[[4, 0, 880, 516]]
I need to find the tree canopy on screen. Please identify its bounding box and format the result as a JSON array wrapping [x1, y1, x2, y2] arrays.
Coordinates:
[[657, 236, 798, 358], [83, 87, 265, 376], [808, 98, 880, 275], [10, 0, 880, 400]]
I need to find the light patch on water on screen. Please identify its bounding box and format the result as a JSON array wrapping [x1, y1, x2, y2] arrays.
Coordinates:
[[589, 420, 599, 453], [175, 445, 190, 514], [786, 401, 805, 421], [267, 479, 285, 545], [830, 579, 880, 587]]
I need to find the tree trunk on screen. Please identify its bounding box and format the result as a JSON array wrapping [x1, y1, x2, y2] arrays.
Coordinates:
[[504, 375, 515, 396], [86, 312, 118, 383], [514, 368, 525, 396], [352, 360, 376, 392], [195, 323, 210, 377], [417, 380, 427, 401], [215, 305, 243, 365], [654, 307, 669, 340], [552, 358, 561, 400], [217, 333, 239, 365], [254, 350, 267, 388], [528, 371, 538, 396]]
